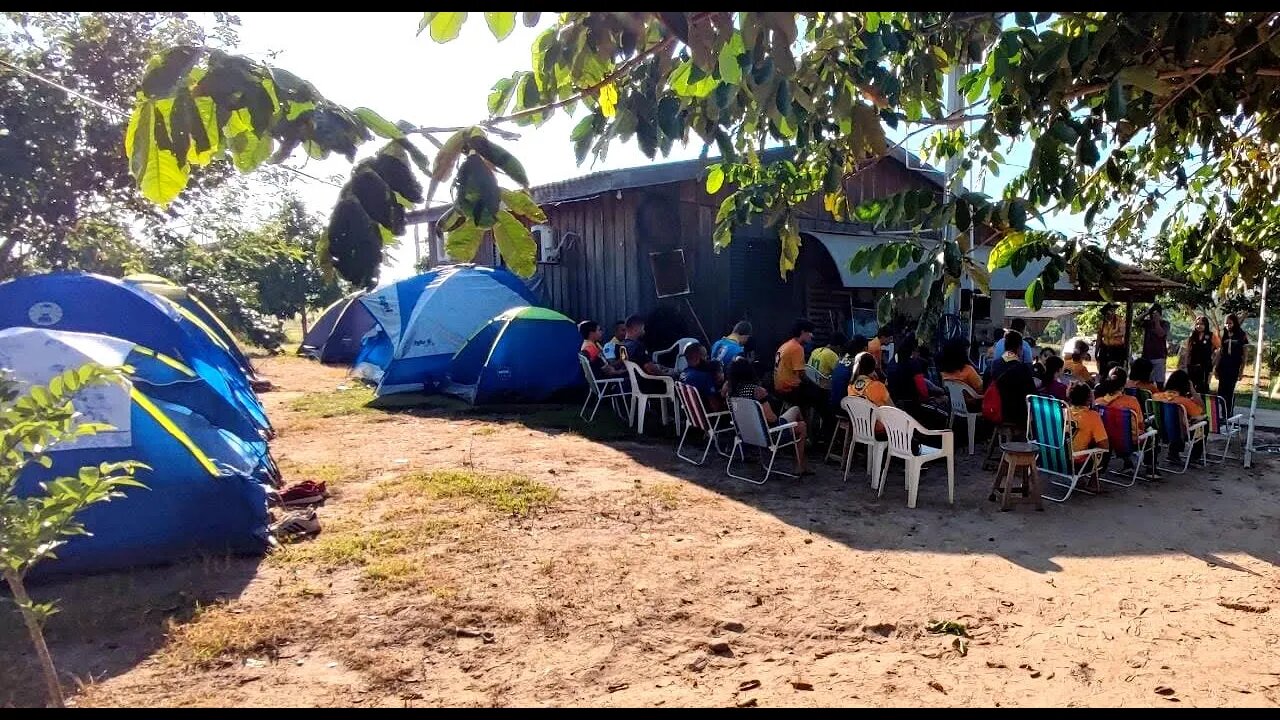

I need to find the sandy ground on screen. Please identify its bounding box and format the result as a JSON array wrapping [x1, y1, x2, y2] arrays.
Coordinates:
[[4, 355, 1280, 708]]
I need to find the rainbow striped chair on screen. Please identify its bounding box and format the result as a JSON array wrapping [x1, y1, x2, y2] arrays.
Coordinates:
[[1202, 394, 1244, 463], [1145, 398, 1208, 474], [1096, 404, 1157, 486]]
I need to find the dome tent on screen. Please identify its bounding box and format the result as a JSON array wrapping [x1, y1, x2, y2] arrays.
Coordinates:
[[122, 273, 259, 382], [0, 273, 272, 436], [299, 291, 375, 365], [353, 265, 537, 396], [444, 306, 586, 405], [0, 327, 272, 580]]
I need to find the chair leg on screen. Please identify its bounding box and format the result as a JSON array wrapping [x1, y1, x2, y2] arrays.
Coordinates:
[[699, 432, 715, 465], [636, 398, 648, 435], [842, 440, 857, 483], [675, 423, 698, 465], [906, 458, 922, 509], [871, 445, 885, 492], [877, 454, 891, 498], [967, 417, 976, 456], [580, 390, 593, 421], [947, 455, 955, 506]]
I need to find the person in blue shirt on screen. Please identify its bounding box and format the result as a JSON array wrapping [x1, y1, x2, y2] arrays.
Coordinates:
[[678, 343, 724, 411], [710, 321, 752, 368], [829, 335, 867, 408], [992, 317, 1034, 364]]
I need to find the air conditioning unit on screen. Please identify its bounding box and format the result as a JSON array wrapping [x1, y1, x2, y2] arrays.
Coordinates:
[[533, 225, 559, 263]]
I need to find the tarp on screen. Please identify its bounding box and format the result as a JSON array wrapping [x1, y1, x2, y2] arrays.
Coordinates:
[[299, 291, 375, 365], [0, 327, 272, 580], [444, 306, 585, 404], [0, 273, 272, 435], [354, 265, 537, 395], [123, 273, 258, 381]]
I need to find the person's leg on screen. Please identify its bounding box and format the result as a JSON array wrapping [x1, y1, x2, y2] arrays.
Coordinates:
[[1219, 375, 1239, 414], [1150, 358, 1167, 386]]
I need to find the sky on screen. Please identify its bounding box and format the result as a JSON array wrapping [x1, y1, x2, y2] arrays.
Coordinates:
[[229, 12, 1127, 282]]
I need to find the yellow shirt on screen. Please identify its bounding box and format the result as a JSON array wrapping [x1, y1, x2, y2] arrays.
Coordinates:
[[942, 365, 982, 393], [808, 346, 839, 377], [1101, 316, 1126, 347], [774, 338, 806, 394], [1068, 406, 1109, 453]]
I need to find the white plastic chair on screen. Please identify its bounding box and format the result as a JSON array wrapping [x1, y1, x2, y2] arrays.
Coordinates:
[[673, 381, 734, 465], [624, 360, 677, 435], [804, 364, 832, 390], [875, 406, 955, 509], [726, 397, 801, 484], [840, 396, 888, 488], [944, 380, 982, 455], [578, 354, 629, 423], [651, 337, 700, 374]]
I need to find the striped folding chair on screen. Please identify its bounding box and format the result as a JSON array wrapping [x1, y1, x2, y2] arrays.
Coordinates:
[[1026, 395, 1107, 503], [1145, 398, 1208, 474], [1203, 393, 1244, 463], [1096, 404, 1157, 486], [673, 382, 734, 466]]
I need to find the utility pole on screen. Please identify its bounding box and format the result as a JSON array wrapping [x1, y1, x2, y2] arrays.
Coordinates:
[[1245, 272, 1269, 468]]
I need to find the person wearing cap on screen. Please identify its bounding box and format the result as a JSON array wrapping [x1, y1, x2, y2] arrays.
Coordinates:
[[1140, 303, 1171, 385]]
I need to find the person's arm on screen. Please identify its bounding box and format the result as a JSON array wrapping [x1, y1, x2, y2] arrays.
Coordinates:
[[1153, 319, 1168, 339]]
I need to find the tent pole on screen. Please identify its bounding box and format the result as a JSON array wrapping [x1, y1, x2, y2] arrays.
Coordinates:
[[1123, 301, 1134, 371], [1245, 273, 1268, 468]]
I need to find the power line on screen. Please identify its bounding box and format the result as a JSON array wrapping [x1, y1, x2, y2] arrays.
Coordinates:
[[0, 56, 343, 189]]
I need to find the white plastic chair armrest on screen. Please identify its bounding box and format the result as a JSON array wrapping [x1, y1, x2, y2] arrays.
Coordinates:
[[1226, 413, 1245, 424], [1187, 420, 1208, 434], [1137, 429, 1158, 441], [768, 420, 800, 437]]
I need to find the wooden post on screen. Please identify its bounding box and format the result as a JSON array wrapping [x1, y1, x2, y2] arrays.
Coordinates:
[[1123, 300, 1134, 370]]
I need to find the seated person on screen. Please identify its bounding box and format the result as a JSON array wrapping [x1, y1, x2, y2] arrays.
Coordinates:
[[601, 319, 627, 362], [867, 325, 893, 373], [828, 337, 865, 409], [989, 330, 1038, 432], [1095, 374, 1148, 473], [938, 339, 982, 410], [887, 336, 949, 431], [774, 319, 832, 443], [725, 356, 810, 474], [1039, 356, 1068, 401], [579, 320, 625, 379], [1067, 381, 1109, 489], [678, 343, 724, 412], [1128, 357, 1160, 394], [807, 332, 847, 388], [1154, 369, 1205, 464], [1063, 339, 1093, 383], [847, 351, 892, 435], [617, 315, 678, 393], [710, 321, 752, 367]]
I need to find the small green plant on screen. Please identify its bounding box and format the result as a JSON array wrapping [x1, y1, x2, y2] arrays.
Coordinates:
[[1, 364, 147, 707]]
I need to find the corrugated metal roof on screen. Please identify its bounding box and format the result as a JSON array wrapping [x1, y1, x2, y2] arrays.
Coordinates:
[[408, 144, 948, 224]]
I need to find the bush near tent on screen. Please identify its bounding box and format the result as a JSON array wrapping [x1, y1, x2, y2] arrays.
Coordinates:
[[445, 306, 586, 405], [0, 327, 272, 581], [123, 273, 259, 382], [299, 291, 375, 365], [0, 273, 273, 437], [353, 265, 537, 396]]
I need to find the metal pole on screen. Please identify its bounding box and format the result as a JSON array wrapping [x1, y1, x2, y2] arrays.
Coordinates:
[[1244, 273, 1268, 468]]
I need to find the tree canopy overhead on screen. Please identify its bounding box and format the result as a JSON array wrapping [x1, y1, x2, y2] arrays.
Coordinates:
[[123, 12, 1280, 323]]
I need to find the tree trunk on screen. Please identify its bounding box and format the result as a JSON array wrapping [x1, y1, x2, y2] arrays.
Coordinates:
[[3, 569, 65, 708], [300, 307, 309, 338]]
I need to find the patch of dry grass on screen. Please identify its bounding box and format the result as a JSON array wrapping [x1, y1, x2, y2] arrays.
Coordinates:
[[164, 602, 295, 668], [640, 481, 683, 510], [370, 469, 558, 517], [287, 386, 377, 418]]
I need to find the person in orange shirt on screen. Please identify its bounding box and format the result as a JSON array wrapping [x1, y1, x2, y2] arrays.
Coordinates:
[[1095, 373, 1144, 438], [937, 340, 982, 411], [1063, 339, 1093, 383], [1127, 357, 1160, 394], [1155, 369, 1205, 464], [847, 351, 892, 435], [1067, 382, 1109, 490], [774, 319, 830, 445], [866, 325, 893, 374]]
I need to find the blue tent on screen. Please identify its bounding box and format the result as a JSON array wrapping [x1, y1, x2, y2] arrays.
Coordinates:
[[299, 291, 375, 365], [445, 306, 586, 405], [354, 265, 537, 395], [0, 327, 272, 580], [0, 273, 272, 436], [123, 274, 259, 381]]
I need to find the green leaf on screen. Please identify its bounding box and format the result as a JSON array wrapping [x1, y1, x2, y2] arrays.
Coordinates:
[[706, 164, 725, 194], [454, 154, 502, 226], [140, 45, 205, 99], [988, 232, 1026, 272], [445, 221, 485, 262], [522, 12, 540, 27], [718, 33, 745, 84], [488, 76, 518, 116], [429, 12, 467, 43], [353, 107, 405, 140], [418, 12, 437, 35], [1116, 66, 1171, 96], [432, 129, 468, 184], [1015, 11, 1034, 27], [469, 135, 529, 187], [484, 12, 516, 40], [670, 61, 717, 98], [500, 188, 546, 223], [493, 210, 537, 277], [1025, 277, 1045, 310]]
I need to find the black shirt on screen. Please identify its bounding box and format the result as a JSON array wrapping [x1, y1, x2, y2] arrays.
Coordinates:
[[619, 338, 650, 366]]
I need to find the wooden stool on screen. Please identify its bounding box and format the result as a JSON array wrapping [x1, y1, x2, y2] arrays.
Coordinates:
[[989, 442, 1044, 511], [982, 424, 1019, 471]]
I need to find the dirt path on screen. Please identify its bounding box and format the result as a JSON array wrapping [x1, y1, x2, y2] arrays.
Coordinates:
[[4, 355, 1280, 707]]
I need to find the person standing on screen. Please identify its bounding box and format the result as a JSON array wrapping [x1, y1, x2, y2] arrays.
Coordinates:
[[1183, 315, 1218, 396], [1096, 303, 1127, 375], [1215, 313, 1249, 413], [1140, 304, 1171, 385]]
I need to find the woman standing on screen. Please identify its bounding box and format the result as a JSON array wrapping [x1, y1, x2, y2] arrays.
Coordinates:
[[1183, 315, 1218, 396], [1215, 313, 1249, 413]]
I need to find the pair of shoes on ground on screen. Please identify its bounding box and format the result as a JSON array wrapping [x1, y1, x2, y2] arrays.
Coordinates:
[[270, 507, 321, 540], [273, 480, 329, 507]]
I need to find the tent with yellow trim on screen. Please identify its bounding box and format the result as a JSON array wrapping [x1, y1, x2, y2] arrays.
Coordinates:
[[122, 273, 259, 382], [0, 326, 273, 580], [0, 273, 272, 436]]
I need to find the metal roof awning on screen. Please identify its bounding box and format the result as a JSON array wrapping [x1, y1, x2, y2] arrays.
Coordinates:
[[1003, 304, 1081, 321]]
